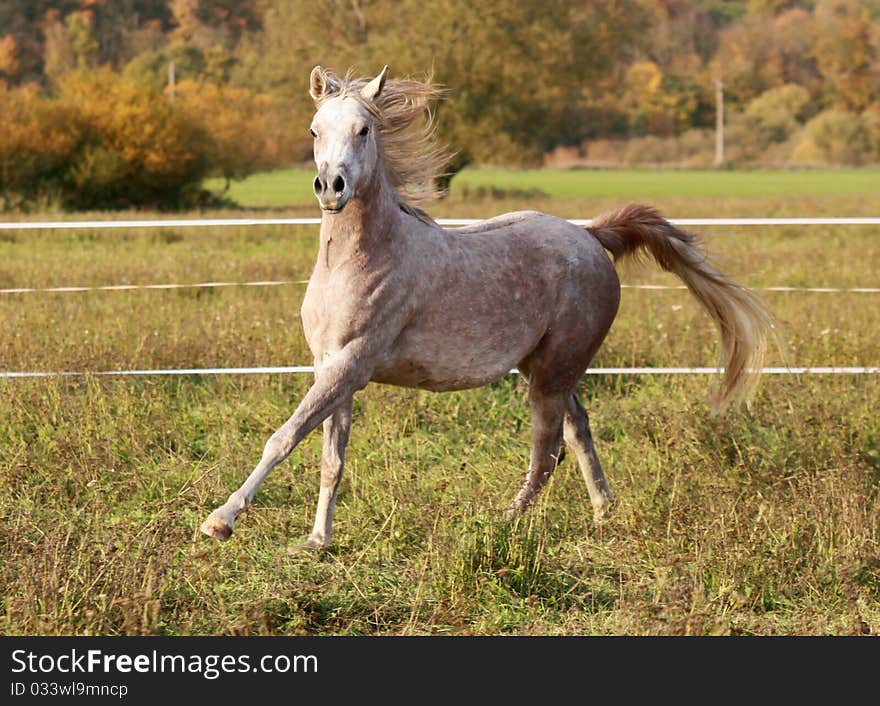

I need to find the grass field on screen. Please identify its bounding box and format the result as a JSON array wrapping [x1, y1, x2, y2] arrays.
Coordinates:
[[204, 167, 880, 210], [1, 169, 879, 635]]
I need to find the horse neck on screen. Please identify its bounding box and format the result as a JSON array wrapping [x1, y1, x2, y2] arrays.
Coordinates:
[[318, 171, 401, 261]]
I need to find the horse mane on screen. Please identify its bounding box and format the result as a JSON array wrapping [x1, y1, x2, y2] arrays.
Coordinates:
[[314, 69, 453, 211]]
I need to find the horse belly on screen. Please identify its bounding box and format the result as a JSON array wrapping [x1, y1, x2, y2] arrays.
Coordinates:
[[373, 357, 516, 392], [372, 358, 518, 391], [372, 319, 541, 392]]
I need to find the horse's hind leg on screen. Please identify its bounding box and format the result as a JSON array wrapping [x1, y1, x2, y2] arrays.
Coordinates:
[[564, 394, 615, 521], [507, 384, 568, 518]]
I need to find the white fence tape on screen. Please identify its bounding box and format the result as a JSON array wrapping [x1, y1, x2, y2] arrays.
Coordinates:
[[2, 280, 878, 295], [0, 280, 309, 294], [2, 366, 877, 379], [2, 216, 876, 379], [3, 216, 875, 294], [2, 217, 880, 230], [623, 284, 880, 293]]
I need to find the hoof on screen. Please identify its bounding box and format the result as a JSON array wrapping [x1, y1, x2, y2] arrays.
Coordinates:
[[506, 485, 536, 520], [592, 498, 616, 523], [200, 514, 233, 541], [286, 536, 329, 556], [504, 501, 527, 521]]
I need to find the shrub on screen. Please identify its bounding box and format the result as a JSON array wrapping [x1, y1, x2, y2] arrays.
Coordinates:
[[745, 84, 814, 143], [623, 135, 681, 165], [0, 83, 81, 209], [58, 70, 212, 209], [2, 67, 310, 211], [861, 107, 880, 163], [172, 80, 298, 189], [724, 111, 772, 164], [791, 109, 872, 165], [1, 71, 212, 210], [678, 129, 715, 166]]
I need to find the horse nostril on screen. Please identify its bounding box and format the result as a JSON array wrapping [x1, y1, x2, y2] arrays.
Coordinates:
[[313, 175, 324, 196], [332, 175, 345, 195]]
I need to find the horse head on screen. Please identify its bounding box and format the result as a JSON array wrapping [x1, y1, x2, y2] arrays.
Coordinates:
[[308, 65, 388, 214]]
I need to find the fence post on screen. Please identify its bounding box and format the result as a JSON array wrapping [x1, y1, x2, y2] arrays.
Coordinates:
[[714, 78, 724, 167]]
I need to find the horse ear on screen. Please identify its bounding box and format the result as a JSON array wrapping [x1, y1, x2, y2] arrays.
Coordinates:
[[309, 66, 328, 102], [361, 65, 389, 102]]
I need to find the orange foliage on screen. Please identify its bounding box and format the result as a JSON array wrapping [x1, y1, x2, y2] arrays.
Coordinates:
[[1, 71, 211, 210], [0, 82, 81, 207], [0, 67, 306, 210], [172, 79, 283, 184], [0, 34, 19, 78]]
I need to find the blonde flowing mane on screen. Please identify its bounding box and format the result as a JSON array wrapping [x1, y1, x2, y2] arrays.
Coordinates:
[[312, 69, 452, 206]]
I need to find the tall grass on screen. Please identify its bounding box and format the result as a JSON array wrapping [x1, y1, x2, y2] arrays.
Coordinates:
[[1, 183, 878, 635]]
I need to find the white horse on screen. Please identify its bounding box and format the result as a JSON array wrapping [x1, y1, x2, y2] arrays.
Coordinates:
[[201, 66, 772, 549]]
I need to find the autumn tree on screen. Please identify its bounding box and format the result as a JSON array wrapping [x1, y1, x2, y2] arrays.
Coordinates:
[[43, 11, 76, 87], [4, 0, 880, 202], [813, 0, 878, 111], [0, 35, 21, 83], [0, 81, 82, 208], [66, 9, 99, 69], [239, 0, 652, 168], [173, 79, 291, 188], [0, 70, 214, 210]]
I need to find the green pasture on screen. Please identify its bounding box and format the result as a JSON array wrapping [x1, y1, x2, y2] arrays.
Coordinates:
[[1, 176, 878, 635], [204, 167, 880, 210]]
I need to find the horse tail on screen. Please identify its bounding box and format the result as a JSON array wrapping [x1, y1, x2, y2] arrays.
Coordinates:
[[587, 203, 774, 414]]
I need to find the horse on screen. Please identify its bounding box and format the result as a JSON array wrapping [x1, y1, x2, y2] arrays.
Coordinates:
[[200, 65, 773, 549]]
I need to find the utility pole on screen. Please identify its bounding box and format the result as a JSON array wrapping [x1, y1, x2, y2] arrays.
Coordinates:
[[714, 78, 724, 167], [168, 60, 176, 100]]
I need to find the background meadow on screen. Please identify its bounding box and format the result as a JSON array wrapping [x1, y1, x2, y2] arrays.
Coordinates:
[[1, 167, 878, 635]]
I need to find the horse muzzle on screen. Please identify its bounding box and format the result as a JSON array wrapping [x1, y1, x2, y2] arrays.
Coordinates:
[[313, 170, 350, 213]]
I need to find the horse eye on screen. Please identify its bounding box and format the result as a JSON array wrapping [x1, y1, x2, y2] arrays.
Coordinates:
[[359, 126, 369, 137], [309, 128, 317, 138]]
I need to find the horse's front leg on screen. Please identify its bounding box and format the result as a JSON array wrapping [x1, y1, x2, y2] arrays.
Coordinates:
[[299, 396, 353, 550], [200, 350, 370, 541]]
